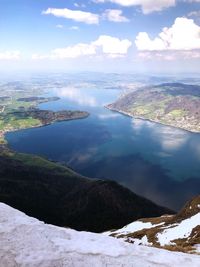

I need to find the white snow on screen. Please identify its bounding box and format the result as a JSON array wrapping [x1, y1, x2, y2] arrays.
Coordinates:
[[0, 202, 200, 267], [109, 220, 164, 235], [195, 244, 200, 253], [129, 235, 153, 246], [139, 235, 151, 246], [157, 212, 200, 246]]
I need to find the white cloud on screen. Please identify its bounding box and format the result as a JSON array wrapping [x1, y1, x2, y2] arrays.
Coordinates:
[[138, 51, 176, 61], [188, 10, 200, 17], [135, 32, 166, 51], [74, 3, 86, 8], [32, 44, 96, 60], [56, 24, 64, 28], [43, 7, 129, 25], [42, 8, 99, 24], [32, 35, 132, 60], [138, 50, 200, 61], [52, 44, 96, 58], [103, 9, 129, 22], [69, 26, 79, 30], [93, 35, 132, 55], [0, 51, 21, 60], [94, 0, 175, 14], [135, 17, 200, 51]]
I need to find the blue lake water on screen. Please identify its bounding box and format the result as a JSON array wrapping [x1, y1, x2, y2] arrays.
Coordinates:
[[6, 84, 200, 211]]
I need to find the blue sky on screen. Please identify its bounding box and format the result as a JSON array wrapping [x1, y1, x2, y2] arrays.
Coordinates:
[[1, 0, 200, 73]]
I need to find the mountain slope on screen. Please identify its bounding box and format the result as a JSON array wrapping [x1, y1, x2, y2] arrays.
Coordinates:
[[109, 195, 200, 254], [0, 202, 199, 267], [0, 151, 172, 232], [107, 83, 200, 133]]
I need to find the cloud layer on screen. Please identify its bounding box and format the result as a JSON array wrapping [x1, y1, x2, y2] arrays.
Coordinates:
[[32, 35, 132, 60], [43, 7, 130, 24], [43, 8, 99, 24], [0, 51, 21, 60], [95, 0, 175, 14], [103, 9, 129, 22]]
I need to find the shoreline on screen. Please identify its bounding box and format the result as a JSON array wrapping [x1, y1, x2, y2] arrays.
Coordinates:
[[106, 105, 200, 135], [1, 111, 90, 146]]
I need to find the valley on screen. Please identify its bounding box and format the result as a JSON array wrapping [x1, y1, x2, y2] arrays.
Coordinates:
[[3, 76, 200, 212], [2, 0, 200, 265], [0, 76, 172, 232], [0, 75, 199, 266]]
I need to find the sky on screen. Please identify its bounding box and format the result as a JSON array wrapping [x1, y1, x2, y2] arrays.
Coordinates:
[[1, 0, 200, 73]]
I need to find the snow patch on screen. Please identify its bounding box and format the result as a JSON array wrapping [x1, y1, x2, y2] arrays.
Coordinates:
[[0, 203, 200, 267], [194, 244, 200, 253], [157, 212, 200, 246], [109, 220, 164, 235]]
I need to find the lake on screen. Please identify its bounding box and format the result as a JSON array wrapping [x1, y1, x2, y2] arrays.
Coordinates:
[[6, 77, 200, 211]]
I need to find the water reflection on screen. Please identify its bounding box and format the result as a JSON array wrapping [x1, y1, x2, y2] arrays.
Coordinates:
[[6, 82, 200, 211], [190, 141, 200, 160], [97, 113, 121, 120], [55, 86, 98, 107], [152, 126, 189, 151], [132, 118, 153, 132], [131, 118, 189, 151]]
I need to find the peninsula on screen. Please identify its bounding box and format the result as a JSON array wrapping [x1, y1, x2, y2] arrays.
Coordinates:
[[0, 91, 89, 144]]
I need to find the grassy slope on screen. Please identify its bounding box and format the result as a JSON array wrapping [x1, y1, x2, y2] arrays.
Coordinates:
[[0, 96, 41, 145], [108, 83, 200, 132], [0, 150, 173, 232]]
